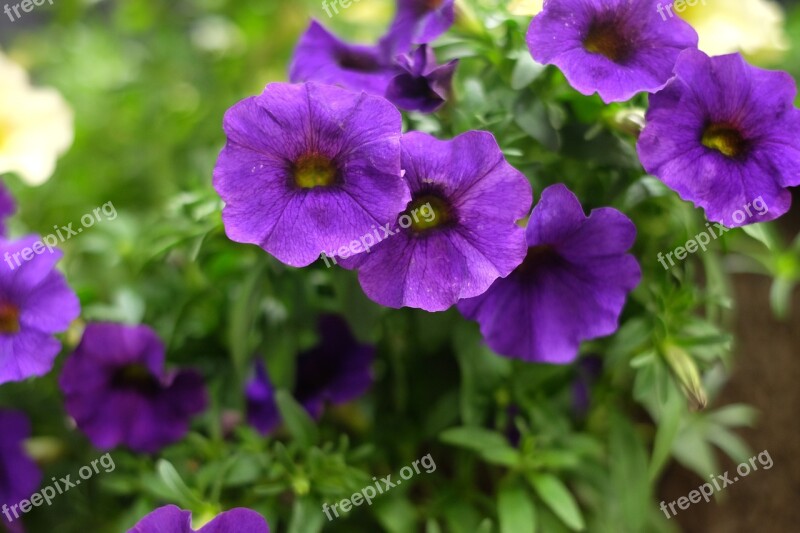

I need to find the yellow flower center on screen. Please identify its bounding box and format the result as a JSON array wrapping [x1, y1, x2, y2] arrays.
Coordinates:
[[293, 154, 338, 189], [0, 302, 20, 334], [406, 194, 452, 233], [702, 123, 747, 158]]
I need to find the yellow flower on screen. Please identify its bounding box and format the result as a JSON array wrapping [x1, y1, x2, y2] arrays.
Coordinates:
[[677, 0, 789, 62], [0, 52, 73, 186], [509, 0, 543, 16]]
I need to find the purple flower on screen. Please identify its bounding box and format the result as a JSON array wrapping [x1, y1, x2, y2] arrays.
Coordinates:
[[638, 49, 800, 226], [526, 0, 698, 103], [59, 323, 207, 454], [290, 21, 398, 96], [246, 315, 374, 434], [382, 0, 456, 57], [343, 131, 532, 312], [458, 184, 641, 364], [0, 410, 41, 529], [0, 236, 80, 385], [213, 82, 409, 267], [245, 360, 280, 435], [128, 505, 269, 533], [0, 182, 15, 237], [386, 45, 458, 113], [294, 315, 374, 418]]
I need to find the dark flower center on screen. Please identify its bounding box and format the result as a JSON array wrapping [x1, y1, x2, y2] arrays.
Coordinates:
[[336, 49, 382, 72], [406, 193, 454, 233], [111, 364, 161, 395], [701, 123, 748, 158], [293, 154, 339, 189], [517, 244, 561, 278], [423, 0, 444, 10], [583, 19, 632, 63], [0, 302, 20, 334]]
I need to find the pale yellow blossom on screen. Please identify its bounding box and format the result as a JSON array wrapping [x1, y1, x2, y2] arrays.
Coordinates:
[[509, 0, 543, 17], [0, 52, 73, 186]]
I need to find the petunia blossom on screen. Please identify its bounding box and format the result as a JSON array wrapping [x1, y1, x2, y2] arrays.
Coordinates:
[[343, 130, 532, 312], [0, 236, 80, 385], [382, 0, 456, 57], [385, 45, 458, 113], [0, 51, 73, 186], [246, 315, 374, 434], [458, 184, 641, 364], [213, 82, 409, 267], [0, 410, 41, 531], [526, 0, 698, 103], [289, 21, 398, 96], [128, 505, 269, 533], [637, 49, 800, 226], [59, 323, 207, 454]]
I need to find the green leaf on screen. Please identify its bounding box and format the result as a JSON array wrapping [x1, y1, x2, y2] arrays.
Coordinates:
[[440, 427, 511, 453], [288, 497, 325, 533], [648, 384, 685, 481], [511, 52, 546, 90], [276, 389, 318, 448], [498, 481, 536, 533], [156, 459, 202, 508], [527, 473, 585, 531]]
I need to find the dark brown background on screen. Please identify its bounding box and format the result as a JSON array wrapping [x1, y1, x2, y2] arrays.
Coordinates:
[[660, 189, 800, 532]]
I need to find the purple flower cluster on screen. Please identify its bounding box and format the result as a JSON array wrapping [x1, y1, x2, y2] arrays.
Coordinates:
[[528, 0, 800, 225], [290, 0, 458, 113]]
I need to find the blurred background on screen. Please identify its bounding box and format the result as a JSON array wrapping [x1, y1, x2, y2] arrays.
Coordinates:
[[1, 0, 799, 531]]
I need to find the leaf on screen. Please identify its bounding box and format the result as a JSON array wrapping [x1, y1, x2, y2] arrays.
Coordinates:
[[498, 481, 536, 533], [156, 459, 202, 508], [276, 389, 318, 448], [648, 383, 685, 481], [440, 427, 510, 453], [288, 497, 325, 533], [511, 53, 546, 90], [527, 473, 585, 531]]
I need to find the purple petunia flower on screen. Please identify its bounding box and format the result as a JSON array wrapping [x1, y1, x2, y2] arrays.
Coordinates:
[[0, 410, 41, 530], [128, 505, 269, 533], [246, 315, 374, 434], [290, 21, 398, 96], [637, 49, 800, 226], [0, 236, 80, 385], [59, 323, 207, 454], [245, 360, 280, 435], [342, 131, 532, 312], [458, 184, 641, 364], [526, 0, 698, 103], [386, 45, 458, 113], [213, 82, 409, 267], [0, 182, 15, 237], [382, 0, 456, 57]]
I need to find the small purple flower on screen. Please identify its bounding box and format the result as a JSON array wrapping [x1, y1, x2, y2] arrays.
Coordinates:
[[290, 21, 398, 96], [638, 49, 800, 226], [458, 184, 641, 364], [294, 315, 374, 418], [246, 315, 374, 434], [128, 505, 269, 533], [527, 0, 698, 103], [245, 360, 280, 435], [0, 182, 15, 236], [0, 236, 80, 385], [382, 0, 456, 57], [0, 410, 41, 529], [59, 323, 207, 454], [213, 82, 409, 267], [386, 45, 458, 113], [343, 131, 532, 312]]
